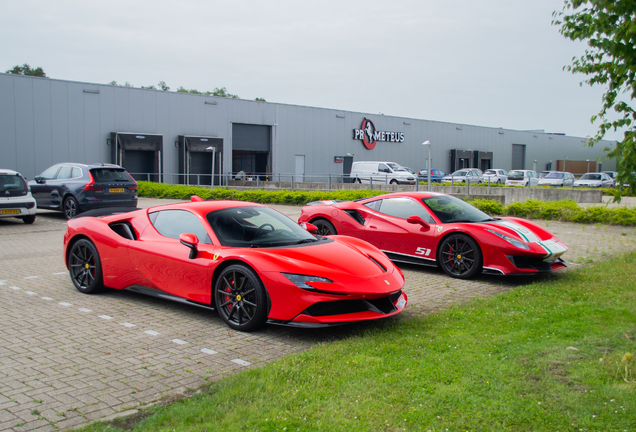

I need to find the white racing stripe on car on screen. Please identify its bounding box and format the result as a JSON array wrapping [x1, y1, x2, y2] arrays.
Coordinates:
[[537, 239, 568, 261], [496, 220, 540, 243]]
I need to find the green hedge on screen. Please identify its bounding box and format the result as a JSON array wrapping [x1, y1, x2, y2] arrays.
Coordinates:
[[138, 182, 636, 225], [466, 198, 636, 226]]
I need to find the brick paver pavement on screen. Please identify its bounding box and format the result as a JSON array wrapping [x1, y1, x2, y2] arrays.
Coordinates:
[[1, 198, 634, 431]]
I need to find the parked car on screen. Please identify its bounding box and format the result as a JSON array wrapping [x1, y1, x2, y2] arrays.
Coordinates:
[[64, 197, 407, 331], [481, 169, 507, 184], [298, 192, 568, 279], [29, 163, 138, 219], [573, 172, 615, 188], [441, 170, 482, 184], [505, 170, 539, 187], [417, 168, 447, 183], [0, 169, 37, 224], [537, 172, 576, 187], [601, 171, 618, 181], [350, 161, 416, 185]]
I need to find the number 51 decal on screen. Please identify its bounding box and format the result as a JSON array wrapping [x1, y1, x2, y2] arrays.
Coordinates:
[[415, 247, 432, 256]]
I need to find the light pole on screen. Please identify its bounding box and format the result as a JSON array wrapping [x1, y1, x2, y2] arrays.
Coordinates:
[[586, 159, 590, 173], [206, 146, 216, 188], [422, 140, 431, 191]]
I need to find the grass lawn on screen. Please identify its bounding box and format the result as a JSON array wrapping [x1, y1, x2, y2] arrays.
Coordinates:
[[83, 253, 636, 431]]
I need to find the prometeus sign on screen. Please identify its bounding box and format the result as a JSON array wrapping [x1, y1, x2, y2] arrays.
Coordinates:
[[353, 118, 405, 150]]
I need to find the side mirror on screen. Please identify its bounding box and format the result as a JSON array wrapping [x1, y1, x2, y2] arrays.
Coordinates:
[[300, 222, 318, 233], [406, 215, 430, 232], [179, 233, 199, 259], [34, 176, 45, 184]]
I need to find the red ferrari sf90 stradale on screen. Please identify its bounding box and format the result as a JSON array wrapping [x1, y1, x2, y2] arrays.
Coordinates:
[[63, 197, 407, 331], [298, 192, 567, 279]]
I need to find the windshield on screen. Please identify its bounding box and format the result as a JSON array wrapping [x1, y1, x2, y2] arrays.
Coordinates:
[[545, 172, 564, 179], [91, 168, 134, 182], [0, 174, 28, 197], [580, 174, 601, 180], [484, 170, 497, 175], [207, 206, 317, 247], [508, 170, 526, 179], [422, 195, 493, 223], [451, 170, 468, 176], [387, 163, 407, 171]]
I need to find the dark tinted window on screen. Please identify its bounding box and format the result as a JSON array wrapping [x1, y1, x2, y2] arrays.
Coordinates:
[[91, 169, 133, 182], [0, 174, 28, 196], [422, 195, 492, 223], [150, 210, 212, 244], [378, 198, 434, 222]]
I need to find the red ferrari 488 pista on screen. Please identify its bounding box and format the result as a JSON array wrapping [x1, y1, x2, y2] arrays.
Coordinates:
[[298, 192, 567, 279]]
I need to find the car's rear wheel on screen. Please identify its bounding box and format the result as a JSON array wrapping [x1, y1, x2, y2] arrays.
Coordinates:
[[63, 196, 79, 219], [68, 239, 104, 293], [438, 234, 482, 279], [214, 264, 268, 331], [21, 215, 36, 224], [312, 219, 337, 236]]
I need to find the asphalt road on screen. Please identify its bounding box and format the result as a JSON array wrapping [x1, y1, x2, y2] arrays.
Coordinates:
[[1, 198, 635, 431]]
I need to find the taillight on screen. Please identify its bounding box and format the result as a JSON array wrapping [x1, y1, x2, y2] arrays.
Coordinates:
[[84, 172, 104, 191], [127, 172, 138, 190]]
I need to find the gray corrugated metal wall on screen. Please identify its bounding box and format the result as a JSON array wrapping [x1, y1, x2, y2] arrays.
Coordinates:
[[0, 73, 616, 181]]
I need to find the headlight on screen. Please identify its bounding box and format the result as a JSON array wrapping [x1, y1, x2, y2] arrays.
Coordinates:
[[282, 273, 333, 288], [486, 229, 531, 250]]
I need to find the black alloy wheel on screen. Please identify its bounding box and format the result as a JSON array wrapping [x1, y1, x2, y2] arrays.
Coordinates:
[[68, 239, 104, 293], [313, 219, 337, 236], [438, 234, 482, 279], [214, 264, 268, 331], [63, 196, 79, 219]]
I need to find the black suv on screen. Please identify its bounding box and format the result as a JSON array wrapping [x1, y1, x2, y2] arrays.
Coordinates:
[[29, 163, 138, 219]]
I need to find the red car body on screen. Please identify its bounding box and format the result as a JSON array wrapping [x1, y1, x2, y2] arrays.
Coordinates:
[[298, 192, 567, 279], [63, 199, 406, 331]]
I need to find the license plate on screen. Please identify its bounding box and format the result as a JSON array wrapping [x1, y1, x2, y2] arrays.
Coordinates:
[[109, 188, 125, 193], [396, 294, 407, 309], [1, 209, 20, 215]]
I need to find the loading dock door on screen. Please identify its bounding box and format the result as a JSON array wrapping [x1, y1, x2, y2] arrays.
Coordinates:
[[232, 124, 271, 179], [178, 136, 223, 185], [511, 144, 526, 170], [111, 133, 163, 182]]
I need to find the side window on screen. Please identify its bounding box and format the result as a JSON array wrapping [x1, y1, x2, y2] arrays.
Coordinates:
[[150, 210, 212, 244], [378, 198, 435, 222], [39, 166, 60, 180], [378, 164, 390, 173], [56, 166, 73, 180], [364, 199, 382, 211], [71, 167, 82, 178]]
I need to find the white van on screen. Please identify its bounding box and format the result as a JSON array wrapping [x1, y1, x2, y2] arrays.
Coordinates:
[[350, 161, 416, 185]]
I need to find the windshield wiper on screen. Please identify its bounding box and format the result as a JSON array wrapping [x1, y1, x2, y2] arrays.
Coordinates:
[[296, 238, 318, 244]]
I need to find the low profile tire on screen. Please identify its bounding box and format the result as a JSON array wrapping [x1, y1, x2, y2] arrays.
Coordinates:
[[438, 234, 482, 279], [313, 219, 337, 236], [68, 239, 104, 293], [21, 215, 36, 224], [63, 196, 79, 219], [214, 264, 268, 332]]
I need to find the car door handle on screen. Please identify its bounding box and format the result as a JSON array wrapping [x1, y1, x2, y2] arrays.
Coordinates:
[[369, 225, 377, 229]]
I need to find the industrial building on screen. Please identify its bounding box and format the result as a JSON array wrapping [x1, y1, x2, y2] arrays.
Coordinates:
[[0, 73, 616, 184]]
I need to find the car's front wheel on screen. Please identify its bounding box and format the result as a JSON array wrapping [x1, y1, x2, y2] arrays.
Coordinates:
[[68, 239, 104, 293], [63, 196, 79, 219], [214, 264, 268, 331], [438, 234, 482, 279]]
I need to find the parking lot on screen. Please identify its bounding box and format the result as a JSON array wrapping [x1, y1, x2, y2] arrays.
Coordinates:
[[1, 198, 635, 431]]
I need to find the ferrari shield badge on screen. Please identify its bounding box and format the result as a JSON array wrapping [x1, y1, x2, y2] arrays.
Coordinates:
[[437, 226, 443, 233], [213, 252, 220, 261]]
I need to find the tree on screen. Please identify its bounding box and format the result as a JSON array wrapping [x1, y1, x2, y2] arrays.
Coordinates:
[[255, 97, 266, 102], [158, 81, 170, 91], [5, 63, 47, 77], [553, 1, 636, 194]]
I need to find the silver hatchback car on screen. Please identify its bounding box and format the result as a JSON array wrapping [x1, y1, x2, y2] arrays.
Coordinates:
[[0, 169, 37, 224]]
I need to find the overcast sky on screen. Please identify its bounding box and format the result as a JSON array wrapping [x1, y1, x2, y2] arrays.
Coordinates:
[[1, 0, 618, 140]]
